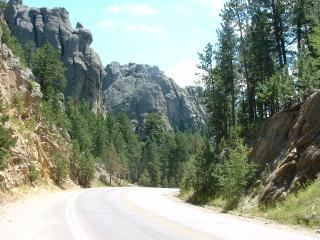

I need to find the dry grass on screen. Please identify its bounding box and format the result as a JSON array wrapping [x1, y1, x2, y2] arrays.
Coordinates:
[[0, 180, 78, 207]]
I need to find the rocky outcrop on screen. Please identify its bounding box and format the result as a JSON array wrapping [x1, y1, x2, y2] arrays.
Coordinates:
[[0, 27, 70, 190], [248, 91, 320, 203], [103, 62, 206, 131], [4, 0, 104, 113]]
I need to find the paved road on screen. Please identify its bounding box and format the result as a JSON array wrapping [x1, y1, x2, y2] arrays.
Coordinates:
[[0, 187, 318, 240]]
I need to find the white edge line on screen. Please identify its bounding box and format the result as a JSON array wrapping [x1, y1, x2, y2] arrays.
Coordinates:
[[65, 191, 88, 240]]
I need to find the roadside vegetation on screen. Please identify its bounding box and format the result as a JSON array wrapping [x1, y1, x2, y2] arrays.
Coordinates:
[[250, 180, 320, 228], [180, 0, 320, 228]]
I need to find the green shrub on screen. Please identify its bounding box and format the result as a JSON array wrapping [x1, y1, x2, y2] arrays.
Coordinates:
[[28, 164, 40, 183], [13, 92, 27, 116], [27, 79, 37, 92], [0, 97, 16, 170], [0, 0, 7, 11], [215, 138, 255, 209], [25, 116, 36, 132]]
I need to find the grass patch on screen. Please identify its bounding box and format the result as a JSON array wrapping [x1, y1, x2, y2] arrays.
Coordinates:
[[207, 197, 228, 211], [28, 164, 40, 183], [252, 180, 320, 228], [179, 188, 233, 212], [179, 188, 194, 201], [92, 180, 109, 188]]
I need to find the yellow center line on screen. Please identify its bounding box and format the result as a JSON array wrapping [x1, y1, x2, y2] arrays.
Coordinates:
[[118, 189, 213, 240]]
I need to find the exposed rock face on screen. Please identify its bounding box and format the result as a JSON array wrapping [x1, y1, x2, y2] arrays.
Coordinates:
[[103, 62, 206, 131], [4, 0, 104, 112], [0, 28, 70, 190], [248, 91, 320, 203]]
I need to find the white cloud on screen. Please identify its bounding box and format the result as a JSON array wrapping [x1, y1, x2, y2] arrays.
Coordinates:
[[166, 59, 201, 87], [126, 24, 164, 33], [106, 4, 156, 16], [101, 20, 116, 29]]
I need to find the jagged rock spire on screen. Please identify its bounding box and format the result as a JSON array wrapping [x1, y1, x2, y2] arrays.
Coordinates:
[[8, 0, 23, 5], [4, 1, 104, 113], [76, 22, 83, 29]]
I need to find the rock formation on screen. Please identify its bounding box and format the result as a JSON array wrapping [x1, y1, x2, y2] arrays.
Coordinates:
[[103, 62, 206, 131], [3, 1, 206, 132], [4, 0, 104, 113], [248, 91, 320, 203]]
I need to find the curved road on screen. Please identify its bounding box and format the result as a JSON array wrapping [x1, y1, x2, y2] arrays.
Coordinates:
[[0, 187, 318, 240]]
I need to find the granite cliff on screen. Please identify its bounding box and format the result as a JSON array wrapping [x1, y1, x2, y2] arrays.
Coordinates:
[[103, 62, 206, 131], [4, 0, 104, 113]]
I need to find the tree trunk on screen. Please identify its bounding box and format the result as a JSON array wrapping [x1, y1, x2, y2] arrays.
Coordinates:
[[271, 0, 287, 66], [235, 8, 255, 122]]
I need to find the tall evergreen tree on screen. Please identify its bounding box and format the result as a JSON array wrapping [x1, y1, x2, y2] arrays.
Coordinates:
[[32, 43, 66, 100]]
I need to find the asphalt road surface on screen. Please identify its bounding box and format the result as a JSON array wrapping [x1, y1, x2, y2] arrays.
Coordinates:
[[0, 187, 318, 240]]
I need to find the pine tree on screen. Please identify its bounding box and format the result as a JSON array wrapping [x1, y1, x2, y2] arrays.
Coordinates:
[[105, 145, 121, 185], [32, 43, 66, 100], [216, 136, 255, 208], [193, 141, 219, 201], [24, 41, 36, 68], [117, 113, 141, 182], [70, 141, 95, 188], [140, 113, 167, 186], [0, 22, 26, 65]]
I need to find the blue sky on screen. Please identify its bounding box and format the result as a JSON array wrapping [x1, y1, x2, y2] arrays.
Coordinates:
[[23, 0, 224, 87]]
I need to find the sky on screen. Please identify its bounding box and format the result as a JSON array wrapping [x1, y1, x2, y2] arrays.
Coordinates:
[[23, 0, 224, 87]]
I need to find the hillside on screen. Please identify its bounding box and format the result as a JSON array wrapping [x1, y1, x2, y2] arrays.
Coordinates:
[[0, 22, 71, 190]]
